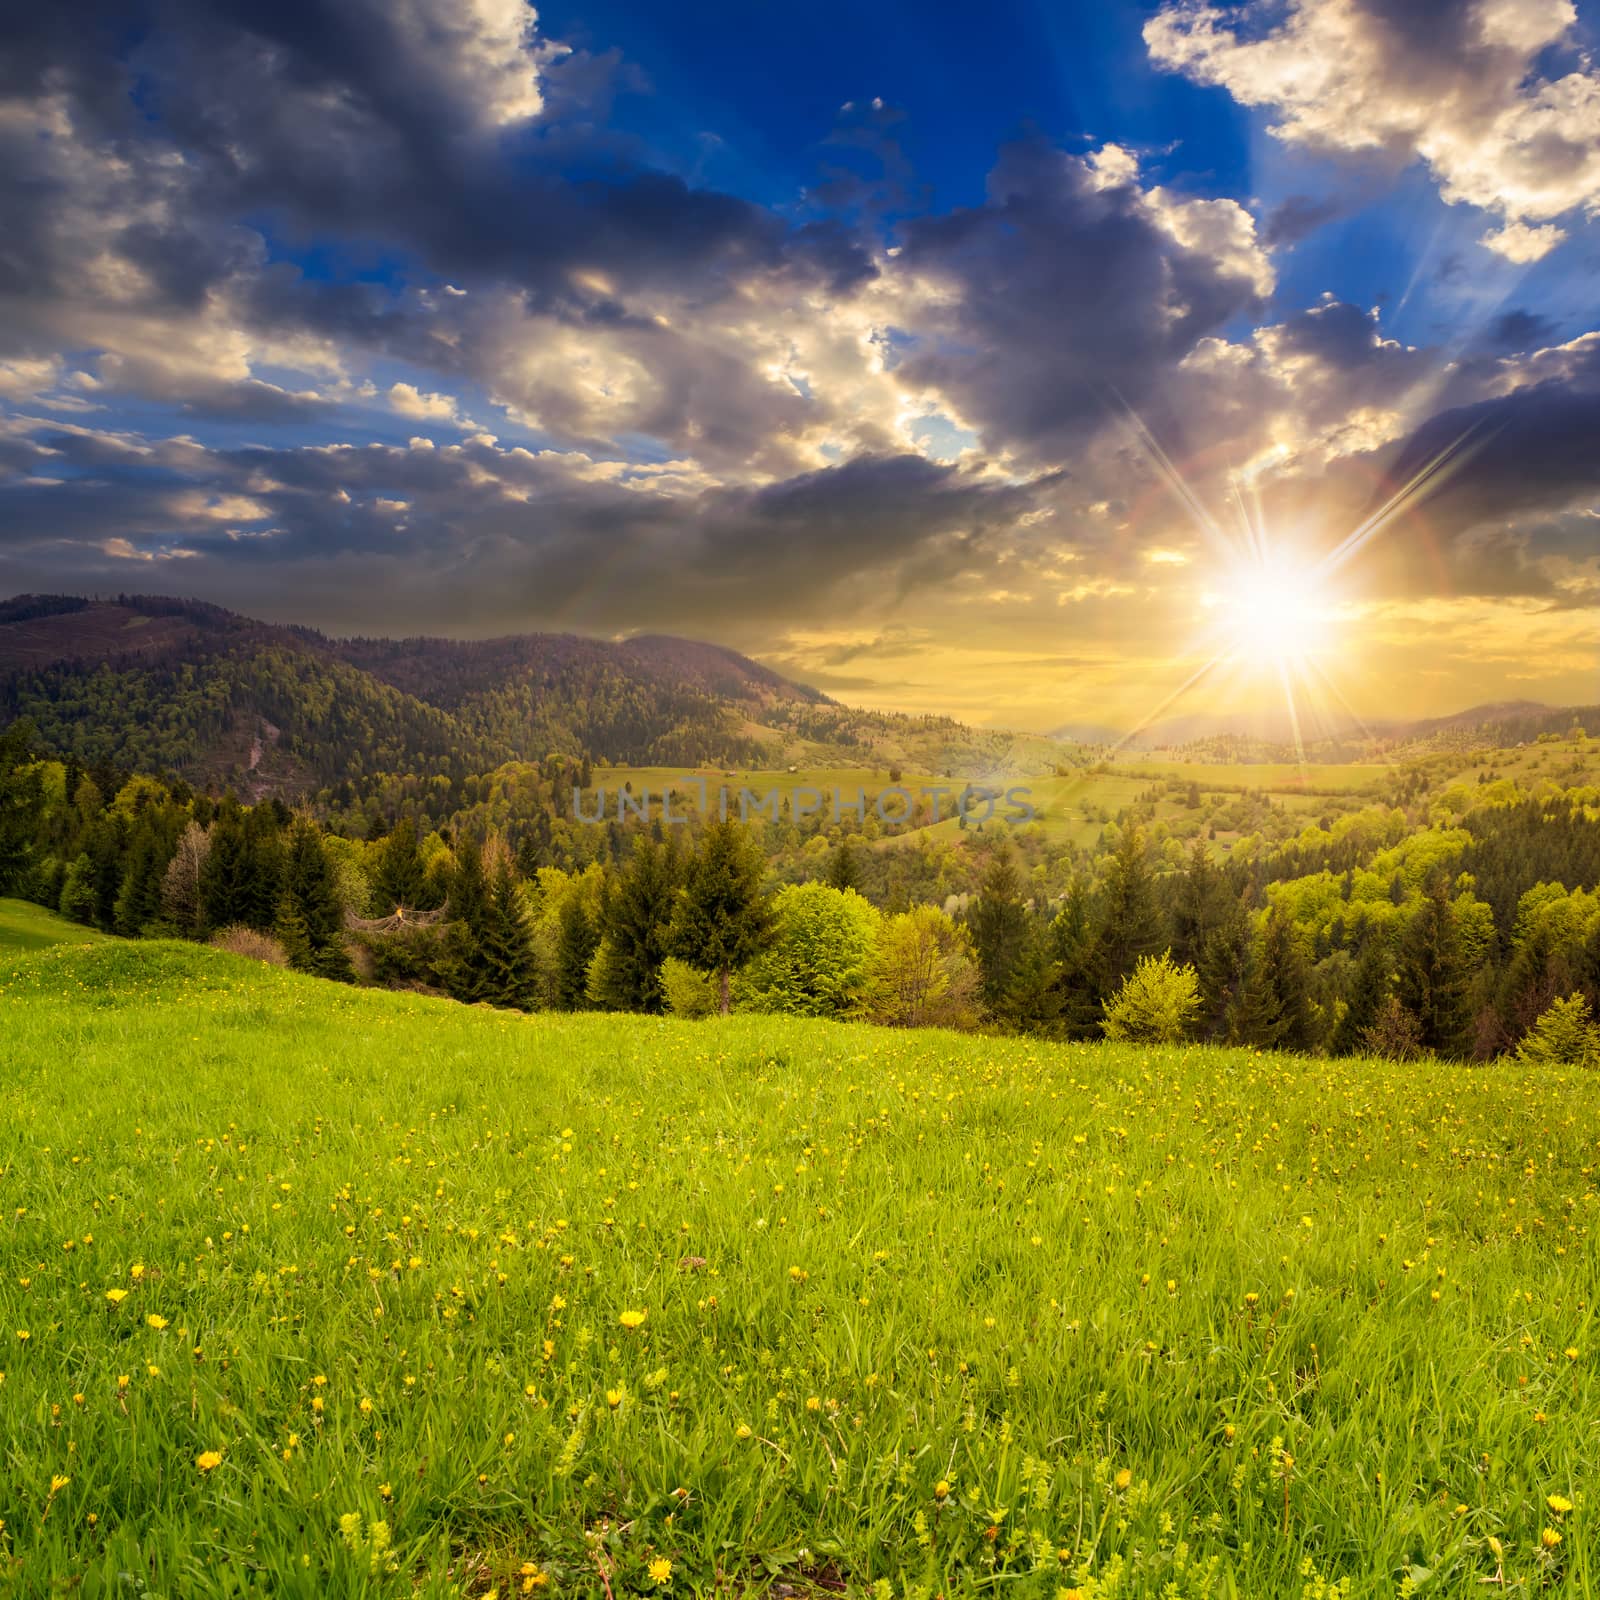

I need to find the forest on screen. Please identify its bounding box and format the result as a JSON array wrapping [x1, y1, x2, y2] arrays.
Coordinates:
[[3, 711, 1597, 1065]]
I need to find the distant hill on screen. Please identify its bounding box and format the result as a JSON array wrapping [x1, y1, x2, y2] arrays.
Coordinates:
[[0, 594, 1080, 795], [1053, 699, 1593, 761]]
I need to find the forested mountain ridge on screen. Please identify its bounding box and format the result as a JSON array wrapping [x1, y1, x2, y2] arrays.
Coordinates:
[[0, 594, 1074, 794]]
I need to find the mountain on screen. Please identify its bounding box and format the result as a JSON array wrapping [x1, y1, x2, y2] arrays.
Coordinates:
[[0, 594, 1078, 796]]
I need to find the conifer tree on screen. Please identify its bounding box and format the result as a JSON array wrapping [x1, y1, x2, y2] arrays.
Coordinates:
[[480, 859, 538, 1010], [1398, 876, 1469, 1057], [969, 843, 1029, 1012], [594, 836, 680, 1012], [1331, 930, 1389, 1055], [826, 840, 861, 892], [274, 891, 316, 972], [1094, 825, 1164, 1000], [439, 836, 494, 1004], [373, 818, 429, 912], [1261, 905, 1317, 1051], [280, 817, 353, 980], [113, 825, 166, 936], [668, 819, 773, 1015], [555, 893, 599, 1010]]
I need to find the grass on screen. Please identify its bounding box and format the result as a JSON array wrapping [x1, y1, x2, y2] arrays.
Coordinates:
[[0, 896, 110, 952], [1, 942, 1596, 1597]]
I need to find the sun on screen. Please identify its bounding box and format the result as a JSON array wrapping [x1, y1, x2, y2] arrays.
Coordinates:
[[1217, 561, 1331, 668]]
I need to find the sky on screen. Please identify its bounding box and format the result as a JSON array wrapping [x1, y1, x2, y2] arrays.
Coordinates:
[[1, 0, 1597, 735]]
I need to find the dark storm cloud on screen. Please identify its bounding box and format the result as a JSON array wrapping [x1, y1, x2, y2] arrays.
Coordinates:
[[0, 420, 1059, 633], [891, 137, 1270, 462]]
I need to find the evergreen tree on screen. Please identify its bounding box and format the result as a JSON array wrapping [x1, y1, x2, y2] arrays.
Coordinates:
[[373, 818, 429, 912], [969, 844, 1029, 1012], [826, 840, 861, 892], [594, 836, 680, 1012], [1398, 877, 1469, 1057], [1094, 825, 1165, 999], [0, 718, 45, 894], [1331, 930, 1389, 1055], [555, 893, 599, 1010], [439, 836, 495, 1004], [1169, 840, 1229, 969], [479, 860, 538, 1010], [1197, 904, 1278, 1046], [274, 891, 316, 972], [279, 817, 352, 981], [113, 824, 166, 936], [668, 819, 773, 1015], [1261, 905, 1317, 1051]]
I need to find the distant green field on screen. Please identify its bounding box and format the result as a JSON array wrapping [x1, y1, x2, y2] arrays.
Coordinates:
[[2, 941, 1594, 1595], [0, 895, 110, 952]]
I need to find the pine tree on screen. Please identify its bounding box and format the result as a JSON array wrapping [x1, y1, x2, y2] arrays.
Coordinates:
[[668, 819, 773, 1015], [373, 818, 428, 912], [440, 836, 495, 1004], [555, 893, 599, 1010], [1169, 840, 1229, 969], [1198, 904, 1278, 1046], [1261, 906, 1317, 1051], [0, 718, 44, 894], [113, 825, 166, 936], [1398, 877, 1469, 1057], [274, 891, 316, 972], [594, 836, 680, 1012], [1094, 825, 1165, 1000], [479, 860, 538, 1010], [1331, 930, 1389, 1055], [826, 840, 861, 892], [278, 817, 352, 981], [969, 843, 1029, 1012]]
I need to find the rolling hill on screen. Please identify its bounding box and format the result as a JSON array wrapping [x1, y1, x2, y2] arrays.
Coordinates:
[[0, 594, 1088, 794]]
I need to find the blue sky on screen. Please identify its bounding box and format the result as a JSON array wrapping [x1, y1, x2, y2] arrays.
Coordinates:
[[0, 0, 1597, 728]]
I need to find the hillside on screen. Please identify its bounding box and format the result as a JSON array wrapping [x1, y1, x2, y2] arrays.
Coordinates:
[[3, 937, 1594, 1594], [0, 594, 1082, 795]]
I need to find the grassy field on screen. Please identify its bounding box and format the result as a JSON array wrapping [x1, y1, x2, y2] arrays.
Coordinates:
[[2, 943, 1596, 1597], [0, 896, 110, 952]]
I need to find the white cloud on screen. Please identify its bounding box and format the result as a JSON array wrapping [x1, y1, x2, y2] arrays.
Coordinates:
[[1146, 0, 1600, 260]]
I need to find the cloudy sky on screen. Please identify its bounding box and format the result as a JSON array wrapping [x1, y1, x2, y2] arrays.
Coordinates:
[[2, 0, 1597, 732]]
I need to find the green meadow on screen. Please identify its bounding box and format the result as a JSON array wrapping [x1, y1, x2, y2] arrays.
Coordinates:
[[0, 897, 110, 953], [2, 933, 1595, 1597]]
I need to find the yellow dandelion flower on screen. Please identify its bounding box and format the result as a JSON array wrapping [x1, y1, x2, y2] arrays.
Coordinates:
[[49, 1474, 70, 1495], [105, 1289, 129, 1306], [934, 1480, 950, 1500], [647, 1556, 673, 1586], [146, 1314, 168, 1331], [195, 1450, 223, 1472], [1547, 1494, 1573, 1515], [1541, 1527, 1562, 1549], [1114, 1468, 1133, 1490], [619, 1309, 647, 1330]]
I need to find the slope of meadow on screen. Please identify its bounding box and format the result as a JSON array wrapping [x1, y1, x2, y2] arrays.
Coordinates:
[[1, 943, 1595, 1597]]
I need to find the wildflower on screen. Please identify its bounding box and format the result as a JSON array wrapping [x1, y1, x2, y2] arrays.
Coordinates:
[[619, 1309, 647, 1330], [49, 1474, 70, 1495], [359, 1397, 374, 1415], [196, 1450, 223, 1472], [1541, 1527, 1562, 1549], [1547, 1494, 1573, 1515], [934, 1480, 949, 1500], [648, 1556, 673, 1586], [130, 1264, 145, 1280], [1114, 1468, 1133, 1490], [146, 1314, 168, 1331], [105, 1289, 129, 1306], [735, 1423, 752, 1440], [605, 1387, 624, 1409]]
